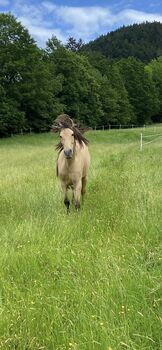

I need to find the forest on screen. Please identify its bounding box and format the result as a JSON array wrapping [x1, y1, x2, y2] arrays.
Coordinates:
[[0, 14, 162, 137]]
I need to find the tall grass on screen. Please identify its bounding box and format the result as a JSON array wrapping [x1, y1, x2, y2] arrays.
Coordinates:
[[0, 127, 162, 350]]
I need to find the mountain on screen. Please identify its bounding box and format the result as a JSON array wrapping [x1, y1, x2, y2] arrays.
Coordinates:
[[82, 22, 162, 62]]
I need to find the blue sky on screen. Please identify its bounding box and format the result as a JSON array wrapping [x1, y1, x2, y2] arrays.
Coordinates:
[[1, 0, 162, 46]]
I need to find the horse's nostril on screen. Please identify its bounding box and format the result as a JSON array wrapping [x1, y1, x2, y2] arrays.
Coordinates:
[[64, 149, 72, 158]]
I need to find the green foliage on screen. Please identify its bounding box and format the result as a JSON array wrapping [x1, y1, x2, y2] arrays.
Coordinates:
[[117, 57, 160, 124], [65, 36, 84, 52], [0, 14, 162, 136], [0, 14, 60, 135], [108, 63, 134, 124], [146, 57, 162, 122], [45, 42, 103, 126], [0, 93, 25, 137], [83, 53, 134, 125]]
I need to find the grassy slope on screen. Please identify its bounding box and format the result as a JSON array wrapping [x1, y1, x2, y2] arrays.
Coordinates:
[[0, 128, 162, 350]]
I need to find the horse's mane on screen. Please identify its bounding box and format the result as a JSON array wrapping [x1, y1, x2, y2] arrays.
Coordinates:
[[52, 114, 89, 151]]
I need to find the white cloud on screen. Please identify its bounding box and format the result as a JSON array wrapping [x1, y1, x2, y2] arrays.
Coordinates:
[[17, 16, 66, 45], [54, 6, 115, 38], [55, 4, 116, 39], [10, 1, 162, 46], [120, 9, 162, 23], [48, 4, 162, 41], [0, 0, 9, 6]]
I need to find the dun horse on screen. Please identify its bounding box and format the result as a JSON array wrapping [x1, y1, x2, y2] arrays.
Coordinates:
[[53, 114, 90, 213]]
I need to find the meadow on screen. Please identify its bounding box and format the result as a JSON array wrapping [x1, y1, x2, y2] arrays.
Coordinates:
[[0, 127, 162, 350]]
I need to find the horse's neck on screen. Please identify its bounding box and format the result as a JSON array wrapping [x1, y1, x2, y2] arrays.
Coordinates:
[[72, 141, 79, 158]]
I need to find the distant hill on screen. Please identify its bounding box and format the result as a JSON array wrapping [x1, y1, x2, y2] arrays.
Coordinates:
[[82, 22, 162, 62]]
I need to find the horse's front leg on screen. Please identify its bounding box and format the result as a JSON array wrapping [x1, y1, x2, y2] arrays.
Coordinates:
[[61, 181, 70, 214], [73, 180, 82, 210]]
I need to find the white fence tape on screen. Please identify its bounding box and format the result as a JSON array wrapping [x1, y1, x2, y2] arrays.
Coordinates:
[[140, 133, 162, 150]]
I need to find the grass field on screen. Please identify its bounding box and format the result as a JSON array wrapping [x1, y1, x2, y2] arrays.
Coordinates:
[[0, 127, 162, 350]]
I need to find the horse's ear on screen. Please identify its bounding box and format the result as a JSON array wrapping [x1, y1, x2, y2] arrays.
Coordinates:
[[51, 125, 60, 133]]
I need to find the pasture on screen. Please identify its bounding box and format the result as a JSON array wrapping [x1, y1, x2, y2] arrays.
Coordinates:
[[0, 127, 162, 350]]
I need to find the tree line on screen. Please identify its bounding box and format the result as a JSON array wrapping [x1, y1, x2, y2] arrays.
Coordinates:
[[0, 14, 162, 137]]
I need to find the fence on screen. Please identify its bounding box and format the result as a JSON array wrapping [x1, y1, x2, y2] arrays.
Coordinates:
[[93, 124, 145, 130], [140, 132, 162, 150], [8, 123, 162, 138]]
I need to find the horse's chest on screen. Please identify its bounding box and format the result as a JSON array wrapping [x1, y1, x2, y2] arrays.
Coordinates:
[[59, 162, 81, 185]]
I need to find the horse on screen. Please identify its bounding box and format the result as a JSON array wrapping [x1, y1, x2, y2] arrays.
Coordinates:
[[53, 114, 90, 213]]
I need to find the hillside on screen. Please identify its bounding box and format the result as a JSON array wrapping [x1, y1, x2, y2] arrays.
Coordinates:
[[82, 22, 162, 62]]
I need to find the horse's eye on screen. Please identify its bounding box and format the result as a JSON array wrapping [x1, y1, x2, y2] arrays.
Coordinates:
[[72, 133, 74, 137]]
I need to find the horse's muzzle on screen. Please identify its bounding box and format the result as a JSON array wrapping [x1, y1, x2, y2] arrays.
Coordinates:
[[64, 148, 73, 159]]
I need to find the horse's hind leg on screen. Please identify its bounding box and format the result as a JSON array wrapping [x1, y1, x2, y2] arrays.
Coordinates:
[[61, 182, 70, 214], [81, 177, 87, 203]]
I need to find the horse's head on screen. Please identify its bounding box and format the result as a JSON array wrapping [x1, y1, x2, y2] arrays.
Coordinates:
[[60, 128, 75, 159], [52, 114, 89, 158]]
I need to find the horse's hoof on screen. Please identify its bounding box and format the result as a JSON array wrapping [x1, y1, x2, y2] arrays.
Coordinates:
[[75, 203, 80, 211]]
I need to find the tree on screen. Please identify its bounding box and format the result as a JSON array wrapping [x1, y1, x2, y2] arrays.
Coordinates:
[[99, 75, 119, 125], [46, 36, 62, 53], [117, 57, 160, 124], [81, 53, 134, 125], [0, 84, 25, 137], [65, 37, 84, 52], [0, 13, 59, 135], [146, 57, 162, 122], [46, 41, 103, 126]]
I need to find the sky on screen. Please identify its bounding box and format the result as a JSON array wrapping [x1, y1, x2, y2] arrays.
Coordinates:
[[1, 0, 162, 47]]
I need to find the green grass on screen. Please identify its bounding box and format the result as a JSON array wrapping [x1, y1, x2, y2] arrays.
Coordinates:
[[0, 127, 162, 350]]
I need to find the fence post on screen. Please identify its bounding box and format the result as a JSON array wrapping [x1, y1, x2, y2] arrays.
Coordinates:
[[102, 125, 104, 130], [109, 124, 111, 130], [140, 133, 143, 151]]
